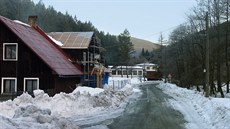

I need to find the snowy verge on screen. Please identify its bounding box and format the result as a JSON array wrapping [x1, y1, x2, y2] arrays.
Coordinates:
[[0, 78, 141, 129], [157, 82, 230, 129]]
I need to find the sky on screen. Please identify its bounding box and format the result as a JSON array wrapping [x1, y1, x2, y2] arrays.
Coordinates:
[[32, 0, 197, 43]]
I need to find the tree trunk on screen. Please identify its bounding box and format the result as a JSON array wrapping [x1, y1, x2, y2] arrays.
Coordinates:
[[216, 5, 224, 98]]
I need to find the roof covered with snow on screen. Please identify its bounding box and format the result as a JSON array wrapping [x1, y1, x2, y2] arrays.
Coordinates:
[[0, 16, 82, 76], [48, 32, 94, 49], [115, 66, 143, 69], [136, 63, 157, 66]]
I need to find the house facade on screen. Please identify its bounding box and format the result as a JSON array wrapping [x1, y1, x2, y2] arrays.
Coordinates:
[[0, 16, 82, 98]]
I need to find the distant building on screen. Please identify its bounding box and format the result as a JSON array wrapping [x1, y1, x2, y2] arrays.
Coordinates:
[[111, 63, 159, 77], [111, 66, 143, 77], [136, 63, 158, 72], [0, 16, 82, 99]]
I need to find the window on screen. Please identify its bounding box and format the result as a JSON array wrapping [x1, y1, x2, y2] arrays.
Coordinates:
[[132, 71, 137, 75], [123, 70, 127, 75], [128, 70, 132, 75], [138, 71, 143, 75], [3, 43, 18, 61], [118, 70, 122, 75], [112, 70, 116, 75], [24, 78, 39, 94], [1, 78, 17, 94]]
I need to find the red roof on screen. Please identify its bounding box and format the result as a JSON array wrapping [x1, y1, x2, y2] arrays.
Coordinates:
[[0, 16, 82, 76]]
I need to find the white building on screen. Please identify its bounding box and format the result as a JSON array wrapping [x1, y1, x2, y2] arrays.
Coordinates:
[[136, 63, 158, 71], [111, 66, 143, 77], [111, 62, 159, 77]]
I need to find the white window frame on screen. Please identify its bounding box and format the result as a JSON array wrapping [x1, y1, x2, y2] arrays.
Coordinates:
[[3, 43, 18, 61], [1, 77, 17, 94], [23, 78, 39, 92]]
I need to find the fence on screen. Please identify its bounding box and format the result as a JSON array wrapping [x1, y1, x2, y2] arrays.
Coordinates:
[[107, 79, 131, 90]]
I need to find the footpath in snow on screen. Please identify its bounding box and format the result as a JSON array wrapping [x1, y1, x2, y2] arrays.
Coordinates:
[[0, 77, 142, 129], [157, 82, 230, 129]]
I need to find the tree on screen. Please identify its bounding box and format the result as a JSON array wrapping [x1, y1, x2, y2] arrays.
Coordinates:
[[118, 29, 135, 77]]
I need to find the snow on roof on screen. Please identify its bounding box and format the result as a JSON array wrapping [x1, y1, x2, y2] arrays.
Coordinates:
[[13, 20, 30, 27], [47, 35, 63, 46], [116, 66, 143, 69], [136, 63, 157, 66]]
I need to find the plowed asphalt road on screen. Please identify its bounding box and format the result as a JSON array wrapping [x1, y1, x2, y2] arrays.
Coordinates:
[[108, 82, 186, 129]]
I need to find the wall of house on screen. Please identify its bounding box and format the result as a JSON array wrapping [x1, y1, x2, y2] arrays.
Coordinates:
[[54, 76, 80, 93], [0, 23, 55, 96]]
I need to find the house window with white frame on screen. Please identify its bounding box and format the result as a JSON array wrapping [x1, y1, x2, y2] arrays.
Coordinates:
[[3, 43, 18, 61], [138, 71, 142, 75], [1, 78, 17, 94], [132, 71, 137, 75], [24, 78, 39, 94]]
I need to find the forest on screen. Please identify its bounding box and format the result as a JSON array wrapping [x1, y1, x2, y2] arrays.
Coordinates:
[[164, 0, 230, 97]]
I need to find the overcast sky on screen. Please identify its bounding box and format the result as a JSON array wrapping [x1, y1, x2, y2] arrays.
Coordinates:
[[33, 0, 196, 43]]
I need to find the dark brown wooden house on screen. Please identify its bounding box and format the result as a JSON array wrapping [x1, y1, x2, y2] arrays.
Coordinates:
[[48, 32, 102, 87], [0, 16, 83, 98]]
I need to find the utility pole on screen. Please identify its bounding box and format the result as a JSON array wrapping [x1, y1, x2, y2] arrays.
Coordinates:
[[159, 33, 166, 83], [205, 12, 210, 97], [226, 0, 229, 93]]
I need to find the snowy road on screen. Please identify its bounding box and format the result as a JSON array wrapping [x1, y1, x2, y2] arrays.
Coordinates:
[[108, 83, 186, 129]]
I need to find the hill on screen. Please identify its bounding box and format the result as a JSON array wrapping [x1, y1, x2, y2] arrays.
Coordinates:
[[131, 37, 161, 56]]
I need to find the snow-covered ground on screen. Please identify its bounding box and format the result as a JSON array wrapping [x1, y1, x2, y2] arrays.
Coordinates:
[[157, 82, 230, 129], [0, 77, 142, 129]]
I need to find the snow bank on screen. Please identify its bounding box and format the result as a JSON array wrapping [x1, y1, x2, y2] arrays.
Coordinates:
[[0, 82, 139, 129], [157, 82, 230, 129], [0, 105, 79, 129]]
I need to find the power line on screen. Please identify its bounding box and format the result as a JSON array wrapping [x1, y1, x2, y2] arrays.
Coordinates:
[[143, 22, 187, 39]]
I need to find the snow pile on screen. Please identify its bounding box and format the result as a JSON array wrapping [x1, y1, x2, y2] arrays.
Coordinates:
[[0, 83, 137, 129], [157, 82, 230, 129], [0, 105, 79, 129]]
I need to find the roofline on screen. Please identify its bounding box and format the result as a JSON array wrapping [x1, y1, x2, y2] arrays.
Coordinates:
[[61, 47, 88, 49], [34, 27, 83, 72], [0, 16, 82, 75]]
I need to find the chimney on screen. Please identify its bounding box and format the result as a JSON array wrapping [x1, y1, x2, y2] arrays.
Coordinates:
[[28, 16, 38, 27]]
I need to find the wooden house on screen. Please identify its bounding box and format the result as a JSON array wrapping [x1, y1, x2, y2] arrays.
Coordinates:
[[48, 32, 102, 87], [0, 16, 82, 98]]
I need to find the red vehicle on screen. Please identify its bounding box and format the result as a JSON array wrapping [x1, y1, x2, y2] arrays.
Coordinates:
[[145, 71, 163, 81]]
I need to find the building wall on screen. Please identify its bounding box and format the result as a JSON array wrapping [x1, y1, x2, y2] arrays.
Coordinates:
[[54, 76, 81, 93], [111, 68, 143, 77]]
